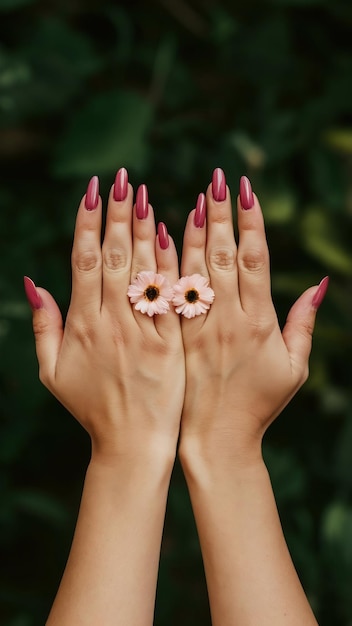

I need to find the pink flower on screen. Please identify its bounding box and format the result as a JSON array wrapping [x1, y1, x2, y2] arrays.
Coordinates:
[[127, 271, 173, 316], [172, 274, 215, 318]]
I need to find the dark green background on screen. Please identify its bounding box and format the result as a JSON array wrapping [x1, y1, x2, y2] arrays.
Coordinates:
[[0, 0, 351, 624]]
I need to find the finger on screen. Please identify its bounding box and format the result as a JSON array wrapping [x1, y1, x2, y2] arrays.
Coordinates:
[[154, 223, 181, 336], [24, 277, 63, 387], [282, 277, 329, 380], [130, 184, 157, 277], [70, 176, 103, 315], [205, 168, 238, 309], [178, 194, 213, 331], [180, 193, 208, 278], [236, 177, 276, 321], [102, 169, 134, 314], [130, 184, 157, 327]]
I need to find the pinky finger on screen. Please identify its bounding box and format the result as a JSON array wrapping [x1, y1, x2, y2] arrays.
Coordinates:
[[154, 223, 180, 335]]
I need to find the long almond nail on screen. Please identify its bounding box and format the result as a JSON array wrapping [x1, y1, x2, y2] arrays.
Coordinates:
[[158, 222, 169, 249], [113, 167, 128, 201], [136, 184, 148, 219], [85, 176, 99, 210], [240, 176, 254, 210], [24, 276, 43, 310], [194, 193, 206, 228], [212, 168, 226, 202], [312, 276, 329, 309]]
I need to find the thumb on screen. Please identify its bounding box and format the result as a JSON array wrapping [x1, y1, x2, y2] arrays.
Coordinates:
[[24, 276, 64, 385], [282, 277, 329, 380]]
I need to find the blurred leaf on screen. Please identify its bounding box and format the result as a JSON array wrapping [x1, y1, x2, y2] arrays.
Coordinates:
[[54, 90, 154, 176], [323, 502, 346, 542], [324, 128, 352, 154], [4, 17, 101, 121], [262, 191, 296, 223], [301, 207, 352, 275], [229, 131, 266, 169]]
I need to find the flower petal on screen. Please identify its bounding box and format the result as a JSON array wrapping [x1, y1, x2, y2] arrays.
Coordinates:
[[172, 274, 215, 317], [128, 271, 173, 316]]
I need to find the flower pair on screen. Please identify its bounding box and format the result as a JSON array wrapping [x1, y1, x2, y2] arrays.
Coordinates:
[[127, 271, 215, 318]]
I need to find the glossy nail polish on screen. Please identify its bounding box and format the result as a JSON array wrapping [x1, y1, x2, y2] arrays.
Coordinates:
[[158, 222, 169, 250], [194, 193, 206, 228], [85, 176, 99, 210], [212, 168, 226, 202], [113, 167, 128, 201], [136, 184, 148, 219], [24, 276, 43, 310], [312, 276, 329, 309], [240, 175, 254, 210]]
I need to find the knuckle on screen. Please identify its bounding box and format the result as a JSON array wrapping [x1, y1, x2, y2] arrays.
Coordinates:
[[131, 258, 153, 278], [32, 315, 50, 340], [208, 247, 235, 272], [72, 249, 101, 273], [211, 212, 231, 225], [248, 315, 276, 339], [66, 316, 96, 347], [300, 318, 314, 338], [239, 248, 266, 274], [103, 247, 128, 272]]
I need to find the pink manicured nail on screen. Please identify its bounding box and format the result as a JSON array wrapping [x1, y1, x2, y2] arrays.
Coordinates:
[[240, 176, 254, 210], [85, 176, 99, 210], [24, 276, 43, 310], [113, 167, 128, 201], [312, 276, 329, 309], [194, 193, 206, 228], [212, 168, 226, 202], [136, 184, 148, 219], [158, 222, 169, 250]]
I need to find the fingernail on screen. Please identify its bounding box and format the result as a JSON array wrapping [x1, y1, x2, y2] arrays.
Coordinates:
[[136, 184, 148, 219], [113, 167, 128, 201], [240, 175, 254, 210], [24, 276, 43, 310], [85, 176, 99, 210], [194, 193, 206, 228], [158, 222, 169, 249], [212, 168, 226, 202], [312, 276, 329, 309]]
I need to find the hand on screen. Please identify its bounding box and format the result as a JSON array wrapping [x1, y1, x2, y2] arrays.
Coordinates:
[[25, 170, 185, 463], [179, 170, 328, 464]]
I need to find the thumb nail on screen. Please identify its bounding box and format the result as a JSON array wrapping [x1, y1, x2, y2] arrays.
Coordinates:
[[312, 276, 329, 310], [24, 276, 43, 310]]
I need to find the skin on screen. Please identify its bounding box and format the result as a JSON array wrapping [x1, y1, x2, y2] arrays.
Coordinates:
[[178, 181, 320, 625], [30, 182, 185, 625], [27, 172, 321, 625]]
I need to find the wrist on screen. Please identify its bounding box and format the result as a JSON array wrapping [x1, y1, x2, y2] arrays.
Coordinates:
[[179, 429, 264, 481], [90, 435, 177, 478]]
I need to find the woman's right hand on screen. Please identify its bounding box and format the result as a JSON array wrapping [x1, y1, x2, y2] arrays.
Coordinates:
[[179, 170, 327, 466]]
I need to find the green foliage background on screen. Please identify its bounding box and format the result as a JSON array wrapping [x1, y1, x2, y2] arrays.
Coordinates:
[[0, 0, 351, 623]]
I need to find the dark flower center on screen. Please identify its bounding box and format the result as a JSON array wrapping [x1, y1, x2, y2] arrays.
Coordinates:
[[144, 285, 159, 301], [185, 289, 199, 303]]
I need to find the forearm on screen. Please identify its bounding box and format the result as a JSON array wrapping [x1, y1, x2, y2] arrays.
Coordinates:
[[181, 440, 318, 626], [47, 446, 175, 626]]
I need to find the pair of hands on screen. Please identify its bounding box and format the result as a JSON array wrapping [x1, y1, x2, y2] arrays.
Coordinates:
[[25, 168, 326, 468]]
